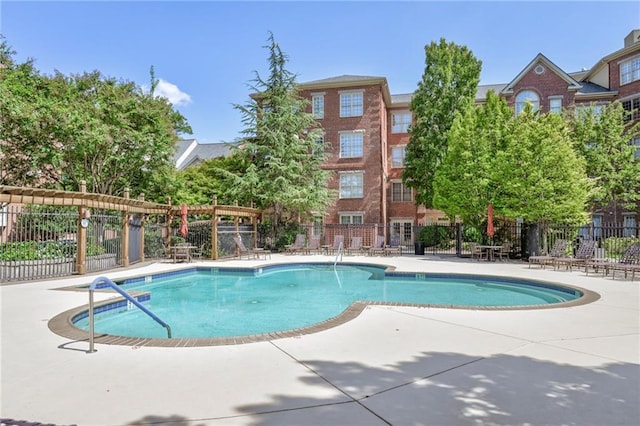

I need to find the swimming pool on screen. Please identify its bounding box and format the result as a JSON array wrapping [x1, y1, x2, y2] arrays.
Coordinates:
[[57, 263, 595, 346]]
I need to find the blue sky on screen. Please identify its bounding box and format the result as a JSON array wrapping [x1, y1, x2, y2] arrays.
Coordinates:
[[2, 1, 639, 143]]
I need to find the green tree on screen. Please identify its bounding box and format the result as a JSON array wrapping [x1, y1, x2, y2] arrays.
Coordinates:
[[568, 102, 640, 221], [175, 155, 246, 206], [222, 33, 333, 237], [55, 70, 191, 198], [0, 37, 64, 186], [0, 38, 190, 200], [433, 91, 513, 226], [492, 106, 590, 225], [403, 38, 482, 207]]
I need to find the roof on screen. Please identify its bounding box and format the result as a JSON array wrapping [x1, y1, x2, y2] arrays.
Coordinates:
[[300, 74, 387, 87], [500, 53, 582, 95], [299, 74, 392, 105], [174, 139, 238, 170], [476, 84, 508, 101]]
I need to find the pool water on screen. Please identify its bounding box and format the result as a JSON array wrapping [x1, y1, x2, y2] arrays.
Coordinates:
[[75, 264, 581, 339]]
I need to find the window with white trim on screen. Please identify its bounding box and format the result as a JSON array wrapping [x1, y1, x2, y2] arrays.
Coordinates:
[[339, 172, 364, 198], [340, 91, 363, 117], [339, 131, 364, 158], [515, 90, 540, 115], [391, 146, 406, 168], [391, 111, 411, 133], [339, 213, 364, 224], [391, 181, 412, 202], [620, 56, 640, 85], [549, 97, 562, 114], [312, 94, 324, 119]]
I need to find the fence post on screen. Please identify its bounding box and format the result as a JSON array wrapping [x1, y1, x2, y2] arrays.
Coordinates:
[[456, 223, 462, 257], [76, 181, 88, 275], [121, 188, 130, 267], [211, 195, 218, 260], [139, 193, 145, 263]]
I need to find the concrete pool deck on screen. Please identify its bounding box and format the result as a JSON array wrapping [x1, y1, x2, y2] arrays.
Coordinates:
[[1, 254, 638, 425]]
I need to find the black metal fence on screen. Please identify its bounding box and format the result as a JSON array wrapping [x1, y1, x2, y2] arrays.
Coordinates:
[[268, 221, 639, 260]]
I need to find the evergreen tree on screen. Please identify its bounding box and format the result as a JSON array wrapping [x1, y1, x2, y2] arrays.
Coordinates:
[[222, 33, 333, 237], [403, 38, 482, 207]]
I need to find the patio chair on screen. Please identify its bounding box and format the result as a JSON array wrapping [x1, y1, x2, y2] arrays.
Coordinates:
[[285, 234, 306, 254], [384, 235, 403, 256], [528, 239, 569, 269], [370, 235, 386, 256], [495, 241, 512, 261], [554, 239, 597, 271], [327, 235, 344, 255], [233, 235, 267, 260], [172, 242, 192, 263], [345, 236, 363, 255], [469, 242, 487, 261], [609, 243, 640, 281]]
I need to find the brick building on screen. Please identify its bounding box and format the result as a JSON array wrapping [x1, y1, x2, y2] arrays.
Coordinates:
[[297, 29, 640, 237]]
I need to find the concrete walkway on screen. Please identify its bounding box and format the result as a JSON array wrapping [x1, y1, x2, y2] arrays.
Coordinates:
[[1, 254, 638, 426]]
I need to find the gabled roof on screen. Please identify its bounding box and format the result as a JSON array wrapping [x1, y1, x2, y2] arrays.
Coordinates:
[[500, 53, 582, 95]]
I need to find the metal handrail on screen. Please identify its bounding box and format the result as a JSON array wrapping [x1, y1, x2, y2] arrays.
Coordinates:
[[333, 241, 343, 267], [88, 276, 172, 352]]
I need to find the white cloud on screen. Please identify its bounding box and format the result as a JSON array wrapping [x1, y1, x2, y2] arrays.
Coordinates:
[[153, 79, 192, 106]]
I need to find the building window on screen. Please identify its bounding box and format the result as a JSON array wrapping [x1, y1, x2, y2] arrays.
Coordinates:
[[620, 56, 640, 85], [339, 131, 364, 158], [622, 96, 640, 122], [632, 136, 640, 159], [313, 133, 325, 156], [339, 172, 364, 198], [392, 111, 411, 133], [623, 214, 637, 237], [515, 90, 540, 115], [592, 214, 603, 239], [339, 213, 364, 224], [391, 146, 406, 168], [312, 94, 324, 119], [391, 181, 412, 202], [340, 91, 363, 117], [549, 97, 562, 114]]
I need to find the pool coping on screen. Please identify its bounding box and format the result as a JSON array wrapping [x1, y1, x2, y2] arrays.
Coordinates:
[[47, 262, 601, 348]]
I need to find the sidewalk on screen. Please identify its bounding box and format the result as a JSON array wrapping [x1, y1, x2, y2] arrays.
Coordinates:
[[1, 254, 638, 425]]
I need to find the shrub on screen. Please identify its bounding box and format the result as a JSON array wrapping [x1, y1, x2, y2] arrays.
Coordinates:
[[601, 236, 640, 257]]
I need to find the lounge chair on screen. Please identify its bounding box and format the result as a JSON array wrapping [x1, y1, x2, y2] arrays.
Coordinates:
[[233, 235, 268, 260], [554, 239, 597, 271], [528, 239, 569, 269], [327, 235, 344, 255], [384, 235, 403, 256], [285, 234, 306, 254], [305, 235, 322, 254], [345, 236, 363, 255], [370, 235, 386, 256], [584, 243, 638, 277], [609, 243, 640, 281]]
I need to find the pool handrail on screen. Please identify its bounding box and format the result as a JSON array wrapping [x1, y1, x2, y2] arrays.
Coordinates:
[[333, 241, 343, 266], [88, 276, 172, 352]]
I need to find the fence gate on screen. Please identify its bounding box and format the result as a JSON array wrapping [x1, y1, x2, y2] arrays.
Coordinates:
[[128, 216, 142, 264]]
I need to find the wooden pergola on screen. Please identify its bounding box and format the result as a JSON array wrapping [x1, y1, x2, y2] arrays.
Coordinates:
[[0, 184, 261, 272]]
